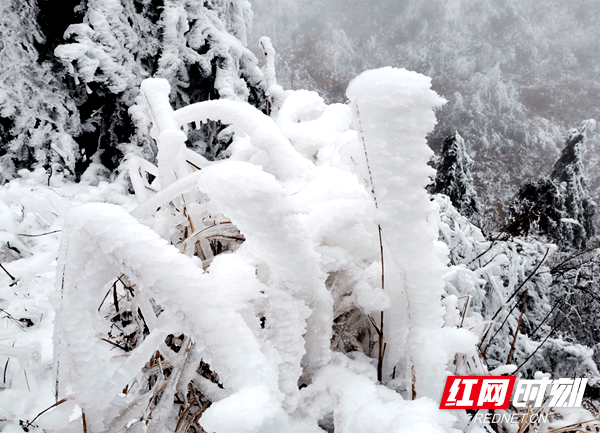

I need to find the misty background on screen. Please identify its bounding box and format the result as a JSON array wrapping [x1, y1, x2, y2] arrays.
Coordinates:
[[248, 0, 600, 228]]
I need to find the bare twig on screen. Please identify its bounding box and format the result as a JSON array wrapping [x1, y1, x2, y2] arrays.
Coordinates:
[[3, 357, 9, 384], [186, 160, 202, 171], [24, 370, 30, 392], [98, 286, 112, 312], [506, 289, 528, 364], [17, 230, 61, 237], [101, 338, 129, 352], [0, 263, 16, 282], [113, 281, 119, 313], [514, 326, 559, 374], [25, 398, 68, 427]]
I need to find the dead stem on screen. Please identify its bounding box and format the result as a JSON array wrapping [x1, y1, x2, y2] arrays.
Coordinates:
[[506, 289, 528, 364], [356, 100, 386, 383]]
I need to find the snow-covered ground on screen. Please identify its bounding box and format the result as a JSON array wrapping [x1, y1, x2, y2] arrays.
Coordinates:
[[1, 69, 598, 433]]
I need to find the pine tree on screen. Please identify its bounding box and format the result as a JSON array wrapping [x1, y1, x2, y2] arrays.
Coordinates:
[[430, 131, 482, 220], [508, 120, 597, 249], [0, 0, 270, 181], [549, 120, 597, 247], [0, 0, 81, 183]]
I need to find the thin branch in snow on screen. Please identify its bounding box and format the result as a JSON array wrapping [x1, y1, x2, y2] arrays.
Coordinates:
[[82, 411, 88, 433], [356, 99, 386, 383], [0, 263, 16, 282], [506, 289, 528, 364], [530, 297, 564, 338], [482, 299, 521, 354], [23, 398, 68, 429], [3, 356, 10, 384], [479, 247, 550, 350], [17, 230, 62, 237], [514, 325, 561, 375]]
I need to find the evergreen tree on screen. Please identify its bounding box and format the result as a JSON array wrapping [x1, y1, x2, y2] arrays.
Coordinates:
[[0, 0, 270, 181], [430, 131, 481, 220], [508, 120, 597, 249], [0, 1, 81, 183]]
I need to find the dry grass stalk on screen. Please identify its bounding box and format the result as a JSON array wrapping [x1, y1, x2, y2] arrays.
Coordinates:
[[0, 263, 16, 283], [458, 295, 470, 328], [355, 101, 387, 383], [516, 397, 549, 433], [24, 369, 30, 392], [516, 406, 532, 433], [82, 411, 88, 433], [547, 418, 600, 433]]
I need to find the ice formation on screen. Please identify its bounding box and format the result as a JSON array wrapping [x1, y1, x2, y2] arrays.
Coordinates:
[[3, 65, 597, 433]]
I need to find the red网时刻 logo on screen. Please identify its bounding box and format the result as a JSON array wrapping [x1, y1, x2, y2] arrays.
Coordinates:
[[440, 376, 588, 410]]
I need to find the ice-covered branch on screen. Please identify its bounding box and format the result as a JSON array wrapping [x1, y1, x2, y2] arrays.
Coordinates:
[[54, 202, 285, 432], [175, 98, 313, 180]]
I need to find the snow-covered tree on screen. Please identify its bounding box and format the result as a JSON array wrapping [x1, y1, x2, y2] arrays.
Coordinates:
[[508, 120, 597, 249], [549, 120, 597, 246], [0, 1, 81, 183], [0, 0, 270, 181], [430, 131, 481, 221], [507, 176, 565, 240]]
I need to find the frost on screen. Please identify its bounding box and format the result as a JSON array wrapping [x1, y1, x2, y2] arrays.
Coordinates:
[[347, 67, 449, 399], [3, 36, 598, 432]]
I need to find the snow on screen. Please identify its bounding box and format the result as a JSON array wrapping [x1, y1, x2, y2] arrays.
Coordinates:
[[0, 169, 135, 431], [54, 202, 284, 431], [489, 365, 518, 376], [299, 353, 459, 433], [175, 96, 313, 180], [2, 59, 599, 433], [346, 67, 455, 399], [259, 36, 287, 111]]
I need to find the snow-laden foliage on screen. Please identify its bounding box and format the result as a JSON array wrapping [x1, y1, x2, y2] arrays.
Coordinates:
[[430, 132, 481, 222], [37, 69, 486, 433], [2, 11, 600, 429], [508, 120, 597, 249], [0, 169, 135, 432], [347, 68, 457, 398], [0, 0, 270, 181], [0, 1, 80, 183], [437, 194, 600, 432], [437, 194, 598, 379]]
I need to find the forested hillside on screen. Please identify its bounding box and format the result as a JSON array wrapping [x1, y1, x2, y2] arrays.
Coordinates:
[[249, 0, 600, 225]]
